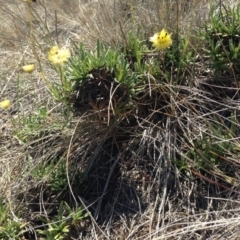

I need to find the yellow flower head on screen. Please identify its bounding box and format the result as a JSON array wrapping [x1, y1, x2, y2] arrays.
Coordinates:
[[149, 29, 172, 50], [22, 64, 35, 73], [48, 46, 71, 65], [0, 100, 10, 109]]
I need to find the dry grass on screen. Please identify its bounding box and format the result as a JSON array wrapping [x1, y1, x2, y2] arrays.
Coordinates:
[[1, 0, 240, 239]]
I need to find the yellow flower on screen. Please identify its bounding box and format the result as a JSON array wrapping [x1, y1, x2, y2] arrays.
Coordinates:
[[0, 100, 10, 109], [22, 64, 35, 73], [149, 29, 172, 50], [48, 46, 70, 65]]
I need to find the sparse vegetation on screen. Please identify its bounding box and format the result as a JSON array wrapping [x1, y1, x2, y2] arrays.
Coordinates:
[[1, 0, 240, 239]]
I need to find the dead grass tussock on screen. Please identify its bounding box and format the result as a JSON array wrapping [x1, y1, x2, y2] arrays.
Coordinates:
[[0, 0, 209, 49], [62, 73, 240, 239], [0, 0, 240, 239]]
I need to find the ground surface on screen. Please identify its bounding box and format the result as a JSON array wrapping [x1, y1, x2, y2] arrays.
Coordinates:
[[1, 1, 240, 240]]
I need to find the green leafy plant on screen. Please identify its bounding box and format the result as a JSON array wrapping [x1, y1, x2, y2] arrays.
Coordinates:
[[0, 198, 26, 239], [12, 107, 49, 143], [123, 32, 149, 74], [31, 158, 85, 196], [65, 39, 143, 118], [37, 201, 88, 240], [37, 201, 70, 240], [64, 202, 89, 226], [67, 40, 139, 89], [163, 36, 197, 84], [202, 2, 240, 74], [30, 159, 67, 192]]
